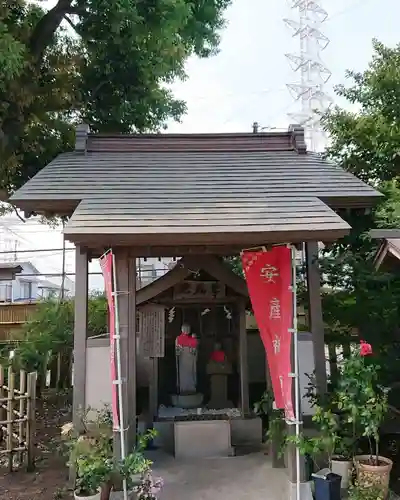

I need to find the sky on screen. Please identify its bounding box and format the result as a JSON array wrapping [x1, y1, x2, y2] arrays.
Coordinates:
[[1, 0, 398, 290]]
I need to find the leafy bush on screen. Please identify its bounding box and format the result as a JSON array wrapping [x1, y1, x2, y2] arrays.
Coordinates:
[[1, 294, 108, 388]]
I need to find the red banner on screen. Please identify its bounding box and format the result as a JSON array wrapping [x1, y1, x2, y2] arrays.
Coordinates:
[[99, 251, 119, 429], [242, 246, 294, 420]]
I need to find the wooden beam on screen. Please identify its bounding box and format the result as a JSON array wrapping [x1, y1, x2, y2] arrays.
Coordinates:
[[238, 301, 249, 415], [65, 227, 350, 251], [72, 246, 88, 431], [196, 255, 249, 297], [305, 242, 327, 396], [136, 258, 191, 305], [369, 229, 400, 239]]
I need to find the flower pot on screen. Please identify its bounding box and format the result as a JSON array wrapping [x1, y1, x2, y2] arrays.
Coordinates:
[[330, 457, 352, 489], [354, 455, 393, 497], [130, 473, 142, 486], [109, 490, 136, 500], [74, 489, 101, 500]]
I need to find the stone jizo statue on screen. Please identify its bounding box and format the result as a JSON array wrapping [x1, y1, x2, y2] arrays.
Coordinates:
[[207, 342, 233, 409], [175, 323, 198, 394]]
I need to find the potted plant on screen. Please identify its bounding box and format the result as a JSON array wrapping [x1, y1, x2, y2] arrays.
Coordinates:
[[134, 470, 164, 500], [109, 430, 157, 500], [337, 340, 392, 496], [330, 435, 354, 490], [75, 452, 113, 500], [348, 482, 385, 500], [62, 408, 114, 500], [286, 402, 356, 488]]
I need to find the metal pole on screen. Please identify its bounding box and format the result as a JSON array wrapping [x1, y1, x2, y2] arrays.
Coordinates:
[[60, 220, 66, 300], [291, 245, 301, 500], [112, 252, 128, 500]]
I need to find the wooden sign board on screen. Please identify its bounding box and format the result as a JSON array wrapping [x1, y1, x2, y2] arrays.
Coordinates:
[[138, 304, 165, 358], [173, 280, 225, 300]]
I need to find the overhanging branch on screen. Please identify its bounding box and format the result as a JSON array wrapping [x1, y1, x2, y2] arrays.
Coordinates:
[[29, 0, 73, 59], [64, 15, 79, 35]]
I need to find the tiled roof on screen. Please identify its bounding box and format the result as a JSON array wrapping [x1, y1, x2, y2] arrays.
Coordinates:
[[10, 126, 381, 244]]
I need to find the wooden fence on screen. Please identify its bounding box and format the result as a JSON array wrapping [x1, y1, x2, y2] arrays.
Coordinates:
[[0, 365, 37, 471], [0, 303, 38, 341]]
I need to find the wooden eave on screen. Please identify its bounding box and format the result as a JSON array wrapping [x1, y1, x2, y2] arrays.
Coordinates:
[[136, 255, 248, 306], [17, 195, 379, 220], [72, 227, 350, 258], [0, 265, 23, 281], [374, 239, 400, 270]]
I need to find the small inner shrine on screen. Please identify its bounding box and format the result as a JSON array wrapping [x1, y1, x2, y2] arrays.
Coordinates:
[[136, 256, 261, 456]]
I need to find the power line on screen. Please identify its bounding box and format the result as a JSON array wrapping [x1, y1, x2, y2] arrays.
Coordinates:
[[0, 248, 75, 255], [327, 0, 378, 22]]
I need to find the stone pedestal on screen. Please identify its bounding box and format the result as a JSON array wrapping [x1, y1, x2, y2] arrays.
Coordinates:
[[174, 420, 233, 458], [207, 359, 233, 409]]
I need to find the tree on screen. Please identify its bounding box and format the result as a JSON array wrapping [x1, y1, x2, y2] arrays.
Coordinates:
[[0, 0, 231, 198], [320, 39, 400, 383], [0, 294, 108, 390], [323, 39, 400, 185]]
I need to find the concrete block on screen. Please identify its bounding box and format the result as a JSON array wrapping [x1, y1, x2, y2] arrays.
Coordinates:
[[174, 420, 232, 458], [230, 417, 262, 447], [287, 481, 313, 500], [153, 421, 174, 454]]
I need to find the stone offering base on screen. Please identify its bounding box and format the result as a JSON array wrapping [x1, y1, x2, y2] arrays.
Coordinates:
[[174, 420, 233, 458], [153, 414, 262, 457]]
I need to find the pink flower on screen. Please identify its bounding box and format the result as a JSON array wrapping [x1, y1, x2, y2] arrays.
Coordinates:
[[360, 340, 373, 356]]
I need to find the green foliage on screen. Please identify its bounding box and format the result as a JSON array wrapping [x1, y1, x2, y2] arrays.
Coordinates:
[[75, 454, 112, 496], [286, 405, 348, 468], [0, 0, 231, 195], [87, 292, 107, 336], [253, 389, 273, 417], [290, 351, 387, 467], [63, 408, 114, 496], [63, 409, 157, 494], [2, 295, 107, 384], [266, 409, 286, 455], [318, 39, 400, 386], [253, 390, 287, 453], [348, 482, 385, 500], [336, 345, 388, 464], [322, 39, 400, 184], [224, 256, 243, 277]]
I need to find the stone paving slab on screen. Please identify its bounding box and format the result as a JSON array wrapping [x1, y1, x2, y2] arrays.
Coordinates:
[[150, 450, 287, 500]]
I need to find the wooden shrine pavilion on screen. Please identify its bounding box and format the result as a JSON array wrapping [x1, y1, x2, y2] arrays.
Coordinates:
[[9, 124, 381, 471]]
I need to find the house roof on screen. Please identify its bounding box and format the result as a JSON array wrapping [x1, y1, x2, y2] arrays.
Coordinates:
[[10, 125, 381, 250], [374, 238, 400, 269], [38, 279, 63, 290], [0, 263, 23, 281], [0, 261, 40, 276]]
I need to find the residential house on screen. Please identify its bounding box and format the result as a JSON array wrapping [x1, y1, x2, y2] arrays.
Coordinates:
[[0, 261, 74, 302]]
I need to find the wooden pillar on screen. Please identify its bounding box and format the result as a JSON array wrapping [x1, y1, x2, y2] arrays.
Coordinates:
[[238, 301, 249, 415], [127, 257, 137, 449], [305, 241, 327, 397], [72, 246, 88, 430], [149, 357, 158, 421], [114, 251, 136, 456]]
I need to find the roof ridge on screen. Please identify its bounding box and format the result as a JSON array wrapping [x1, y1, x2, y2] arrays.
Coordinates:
[[73, 124, 308, 154]]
